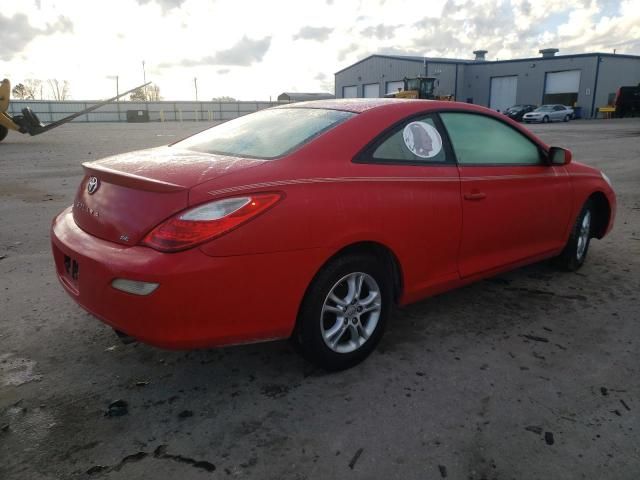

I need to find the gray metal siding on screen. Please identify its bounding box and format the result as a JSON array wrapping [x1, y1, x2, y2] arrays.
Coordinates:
[[335, 53, 640, 118], [457, 56, 600, 117], [425, 62, 458, 98], [335, 57, 424, 98], [591, 56, 640, 116]]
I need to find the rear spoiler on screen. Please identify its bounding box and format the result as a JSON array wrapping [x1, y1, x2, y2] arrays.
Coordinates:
[[82, 163, 186, 193]]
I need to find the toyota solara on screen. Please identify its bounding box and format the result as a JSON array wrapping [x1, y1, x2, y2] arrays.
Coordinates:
[[51, 99, 616, 370]]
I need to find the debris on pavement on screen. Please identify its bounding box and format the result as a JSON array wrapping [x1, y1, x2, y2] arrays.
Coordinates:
[[105, 399, 128, 417], [544, 432, 555, 445], [348, 448, 363, 469]]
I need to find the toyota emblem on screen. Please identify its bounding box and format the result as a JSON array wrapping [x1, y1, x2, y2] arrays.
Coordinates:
[[87, 176, 99, 195]]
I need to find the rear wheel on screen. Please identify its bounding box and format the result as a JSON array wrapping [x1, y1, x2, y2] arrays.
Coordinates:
[[0, 125, 8, 142], [554, 201, 593, 271], [564, 115, 570, 122], [293, 253, 391, 371], [542, 115, 550, 123]]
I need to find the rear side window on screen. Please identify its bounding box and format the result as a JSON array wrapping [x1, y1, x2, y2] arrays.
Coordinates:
[[440, 112, 541, 165], [366, 115, 449, 164], [175, 108, 355, 159]]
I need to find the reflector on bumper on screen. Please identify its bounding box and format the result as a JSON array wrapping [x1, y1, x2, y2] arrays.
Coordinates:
[[111, 278, 159, 296]]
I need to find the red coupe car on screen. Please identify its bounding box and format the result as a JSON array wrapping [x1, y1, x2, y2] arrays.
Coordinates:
[[51, 99, 616, 370]]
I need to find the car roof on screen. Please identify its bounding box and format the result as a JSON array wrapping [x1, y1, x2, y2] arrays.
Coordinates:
[[274, 98, 549, 124], [274, 98, 418, 113]]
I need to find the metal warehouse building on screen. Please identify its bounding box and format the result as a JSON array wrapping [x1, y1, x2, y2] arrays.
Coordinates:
[[335, 49, 640, 118]]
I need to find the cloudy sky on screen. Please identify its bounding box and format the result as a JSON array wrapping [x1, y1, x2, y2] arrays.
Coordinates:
[[1, 0, 638, 101]]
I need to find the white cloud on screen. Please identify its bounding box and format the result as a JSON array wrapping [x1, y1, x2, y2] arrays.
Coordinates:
[[0, 0, 637, 100]]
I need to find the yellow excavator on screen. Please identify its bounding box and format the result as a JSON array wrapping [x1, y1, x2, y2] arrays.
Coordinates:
[[385, 76, 454, 101], [0, 78, 150, 143]]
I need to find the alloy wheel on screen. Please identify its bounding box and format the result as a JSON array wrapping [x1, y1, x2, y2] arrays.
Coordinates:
[[320, 272, 382, 354], [576, 210, 591, 261]]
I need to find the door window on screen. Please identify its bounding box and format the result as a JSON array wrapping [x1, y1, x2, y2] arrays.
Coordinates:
[[369, 115, 449, 163], [440, 113, 541, 165]]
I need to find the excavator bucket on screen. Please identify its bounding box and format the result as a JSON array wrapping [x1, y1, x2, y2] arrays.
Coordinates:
[[0, 80, 151, 142]]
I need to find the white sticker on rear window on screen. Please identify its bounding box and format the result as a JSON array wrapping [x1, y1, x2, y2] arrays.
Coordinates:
[[402, 121, 443, 159]]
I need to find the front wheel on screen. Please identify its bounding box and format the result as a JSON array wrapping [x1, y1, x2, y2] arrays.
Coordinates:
[[554, 201, 593, 271], [293, 253, 392, 371], [0, 125, 8, 142], [542, 115, 550, 123]]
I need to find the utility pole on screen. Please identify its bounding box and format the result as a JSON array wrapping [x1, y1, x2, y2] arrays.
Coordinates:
[[142, 60, 148, 111], [115, 75, 121, 121], [194, 77, 198, 101]]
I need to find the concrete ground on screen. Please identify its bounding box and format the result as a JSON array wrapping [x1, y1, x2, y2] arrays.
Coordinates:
[[0, 118, 639, 480]]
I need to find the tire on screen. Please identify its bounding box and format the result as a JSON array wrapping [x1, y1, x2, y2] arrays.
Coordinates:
[[293, 253, 392, 371], [542, 116, 550, 123], [0, 125, 8, 142], [564, 115, 570, 122], [554, 200, 593, 271]]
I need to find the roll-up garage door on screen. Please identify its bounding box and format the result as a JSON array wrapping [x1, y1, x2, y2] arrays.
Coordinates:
[[386, 81, 404, 95], [343, 86, 357, 98], [544, 70, 580, 106], [489, 76, 517, 113], [364, 83, 379, 98]]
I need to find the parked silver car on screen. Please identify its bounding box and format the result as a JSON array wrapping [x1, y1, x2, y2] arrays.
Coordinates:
[[523, 104, 574, 123]]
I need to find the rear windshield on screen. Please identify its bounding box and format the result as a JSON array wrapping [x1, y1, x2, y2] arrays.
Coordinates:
[[174, 108, 355, 159]]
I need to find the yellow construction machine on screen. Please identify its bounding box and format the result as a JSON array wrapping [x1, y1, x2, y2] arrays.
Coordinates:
[[385, 76, 454, 101], [0, 78, 150, 143]]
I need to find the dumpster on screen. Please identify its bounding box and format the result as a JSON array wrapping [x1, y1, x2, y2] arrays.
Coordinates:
[[573, 106, 582, 119], [126, 109, 149, 123]]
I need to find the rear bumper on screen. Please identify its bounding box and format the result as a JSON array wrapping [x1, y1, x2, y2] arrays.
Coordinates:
[[51, 207, 328, 349]]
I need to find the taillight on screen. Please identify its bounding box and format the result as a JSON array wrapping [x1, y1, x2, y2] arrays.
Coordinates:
[[142, 193, 282, 252]]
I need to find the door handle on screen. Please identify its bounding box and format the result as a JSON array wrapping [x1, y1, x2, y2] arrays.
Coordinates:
[[464, 191, 486, 201]]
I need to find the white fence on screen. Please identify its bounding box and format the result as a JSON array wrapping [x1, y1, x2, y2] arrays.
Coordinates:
[[7, 100, 290, 123]]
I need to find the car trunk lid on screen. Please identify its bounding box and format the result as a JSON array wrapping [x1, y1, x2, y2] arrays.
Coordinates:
[[72, 147, 265, 245]]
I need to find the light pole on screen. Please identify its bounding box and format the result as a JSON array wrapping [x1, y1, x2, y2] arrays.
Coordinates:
[[142, 60, 148, 111], [194, 77, 198, 101]]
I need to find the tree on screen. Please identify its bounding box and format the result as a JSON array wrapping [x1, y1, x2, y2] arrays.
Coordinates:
[[13, 79, 42, 99], [147, 84, 162, 101], [48, 79, 70, 100], [12, 83, 29, 99], [212, 96, 237, 101], [130, 83, 161, 101]]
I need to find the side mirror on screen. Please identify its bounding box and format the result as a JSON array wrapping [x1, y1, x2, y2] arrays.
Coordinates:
[[549, 146, 572, 165]]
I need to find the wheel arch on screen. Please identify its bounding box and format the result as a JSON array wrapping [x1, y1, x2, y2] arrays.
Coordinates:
[[304, 241, 404, 306], [588, 191, 611, 239]]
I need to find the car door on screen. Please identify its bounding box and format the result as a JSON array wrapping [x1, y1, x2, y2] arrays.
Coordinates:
[[552, 105, 565, 121], [439, 112, 572, 278], [354, 113, 462, 298]]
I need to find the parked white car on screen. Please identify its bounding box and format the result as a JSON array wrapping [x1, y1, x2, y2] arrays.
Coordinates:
[[523, 105, 574, 123]]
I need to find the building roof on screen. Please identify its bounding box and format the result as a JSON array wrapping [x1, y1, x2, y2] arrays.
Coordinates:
[[335, 52, 640, 75], [278, 92, 335, 101], [334, 55, 468, 74]]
